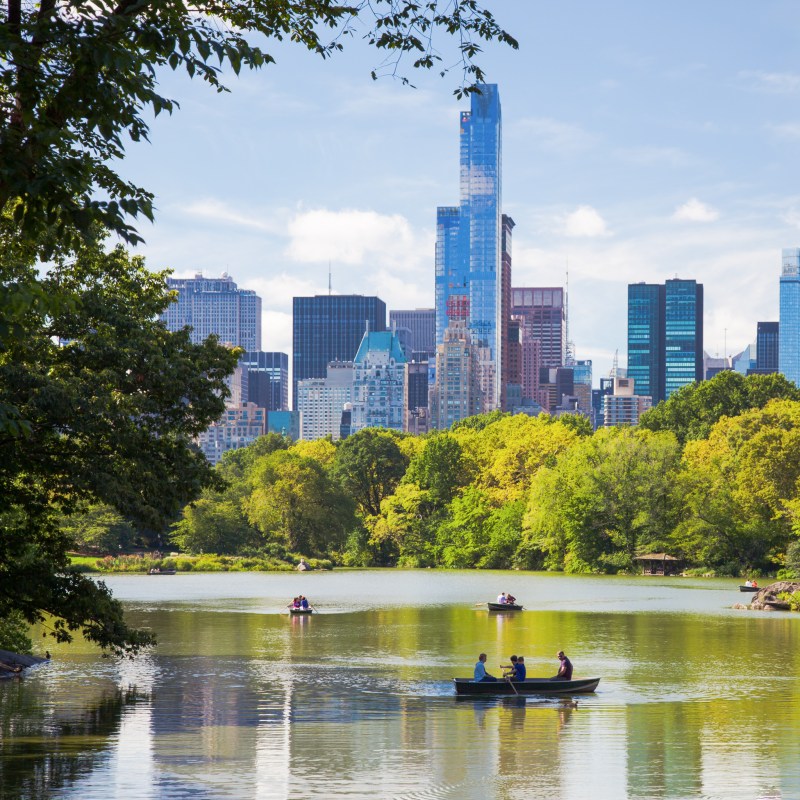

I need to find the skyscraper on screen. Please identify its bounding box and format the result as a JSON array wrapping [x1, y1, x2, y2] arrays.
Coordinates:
[[162, 273, 261, 350], [779, 248, 800, 386], [628, 283, 665, 403], [511, 287, 566, 368], [351, 329, 407, 433], [626, 279, 703, 403], [664, 279, 704, 399], [389, 309, 436, 359], [297, 361, 354, 441], [756, 321, 779, 374], [435, 85, 503, 408], [292, 295, 386, 408], [241, 351, 289, 411]]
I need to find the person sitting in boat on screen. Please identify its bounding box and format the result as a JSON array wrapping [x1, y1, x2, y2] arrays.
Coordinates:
[[744, 579, 752, 587], [300, 596, 309, 610], [501, 655, 518, 679], [506, 593, 517, 605], [752, 580, 758, 588], [496, 592, 508, 604], [515, 656, 526, 681], [289, 597, 300, 609], [474, 653, 498, 682], [552, 650, 573, 681]]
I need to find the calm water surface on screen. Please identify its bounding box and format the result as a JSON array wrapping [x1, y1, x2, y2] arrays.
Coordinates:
[[1, 571, 799, 799]]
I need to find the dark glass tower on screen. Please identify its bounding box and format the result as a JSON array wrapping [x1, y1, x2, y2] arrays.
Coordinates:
[[627, 283, 665, 403], [435, 85, 502, 407], [241, 351, 289, 411], [292, 295, 386, 408], [756, 321, 779, 373]]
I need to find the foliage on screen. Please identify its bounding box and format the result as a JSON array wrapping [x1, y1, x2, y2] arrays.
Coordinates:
[[639, 371, 800, 444], [0, 611, 32, 654], [404, 433, 469, 506], [0, 0, 516, 251], [0, 237, 238, 654], [333, 428, 409, 517], [59, 504, 137, 553]]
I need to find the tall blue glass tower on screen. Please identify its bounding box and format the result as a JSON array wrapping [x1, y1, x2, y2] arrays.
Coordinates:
[[628, 283, 665, 403], [435, 85, 502, 408], [779, 247, 800, 386]]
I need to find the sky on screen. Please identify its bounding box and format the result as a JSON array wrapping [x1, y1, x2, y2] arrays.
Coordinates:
[[122, 1, 800, 385]]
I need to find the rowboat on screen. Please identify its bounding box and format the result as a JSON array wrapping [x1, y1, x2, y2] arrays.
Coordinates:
[[149, 569, 177, 575], [453, 677, 600, 696], [487, 602, 523, 611], [739, 585, 759, 592], [289, 607, 313, 615]]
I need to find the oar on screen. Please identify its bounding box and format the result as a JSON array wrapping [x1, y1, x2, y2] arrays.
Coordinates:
[[505, 675, 520, 696]]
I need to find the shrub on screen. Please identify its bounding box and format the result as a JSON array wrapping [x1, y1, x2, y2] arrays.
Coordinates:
[[0, 612, 33, 655]]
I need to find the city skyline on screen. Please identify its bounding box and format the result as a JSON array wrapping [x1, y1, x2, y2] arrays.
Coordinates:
[[126, 2, 800, 380]]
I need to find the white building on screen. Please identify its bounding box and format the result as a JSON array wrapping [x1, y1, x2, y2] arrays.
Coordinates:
[[602, 377, 652, 427], [297, 361, 354, 440], [351, 330, 407, 433]]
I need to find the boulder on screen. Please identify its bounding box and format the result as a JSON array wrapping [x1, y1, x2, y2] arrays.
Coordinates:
[[749, 581, 800, 610]]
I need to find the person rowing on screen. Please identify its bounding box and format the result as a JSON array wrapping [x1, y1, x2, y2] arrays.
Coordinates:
[[501, 654, 526, 681]]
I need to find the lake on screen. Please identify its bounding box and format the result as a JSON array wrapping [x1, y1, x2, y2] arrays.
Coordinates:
[[1, 570, 798, 799]]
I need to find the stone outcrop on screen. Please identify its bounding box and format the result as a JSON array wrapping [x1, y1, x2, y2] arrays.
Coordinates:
[[749, 581, 800, 610]]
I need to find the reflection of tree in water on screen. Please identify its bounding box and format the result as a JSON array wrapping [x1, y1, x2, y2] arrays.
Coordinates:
[[0, 685, 145, 799]]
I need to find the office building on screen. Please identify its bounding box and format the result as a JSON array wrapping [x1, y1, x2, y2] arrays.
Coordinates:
[[405, 359, 430, 434], [351, 329, 407, 433], [162, 273, 261, 350], [592, 377, 615, 430], [297, 361, 354, 441], [267, 410, 300, 441], [757, 321, 779, 374], [389, 309, 436, 359], [780, 248, 800, 385], [292, 295, 386, 408], [538, 366, 574, 414], [511, 288, 566, 368], [602, 378, 652, 427], [196, 403, 266, 465], [435, 85, 504, 409], [627, 279, 703, 403], [241, 351, 289, 411], [429, 320, 483, 429]]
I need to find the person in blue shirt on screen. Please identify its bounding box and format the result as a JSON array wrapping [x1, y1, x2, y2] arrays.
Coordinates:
[[474, 653, 498, 682], [300, 596, 309, 609], [514, 656, 527, 681]]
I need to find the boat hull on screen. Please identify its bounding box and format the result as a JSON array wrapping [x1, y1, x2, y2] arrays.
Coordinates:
[[487, 602, 523, 611], [739, 586, 759, 592], [289, 608, 313, 615], [453, 677, 600, 696]]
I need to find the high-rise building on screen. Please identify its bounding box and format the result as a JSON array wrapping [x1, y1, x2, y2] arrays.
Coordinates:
[[241, 351, 288, 411], [389, 309, 436, 359], [351, 329, 407, 433], [404, 359, 430, 435], [196, 403, 266, 465], [602, 377, 652, 427], [626, 279, 703, 403], [292, 295, 386, 408], [628, 283, 665, 403], [297, 361, 354, 441], [435, 85, 503, 409], [779, 248, 800, 386], [267, 410, 300, 441], [756, 321, 779, 374], [162, 273, 261, 350], [429, 320, 483, 429], [511, 288, 566, 368]]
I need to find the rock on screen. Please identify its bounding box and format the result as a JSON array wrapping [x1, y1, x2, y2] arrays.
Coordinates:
[[296, 558, 311, 572], [749, 581, 800, 610]]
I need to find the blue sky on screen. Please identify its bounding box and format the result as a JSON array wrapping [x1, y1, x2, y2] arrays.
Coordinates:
[[125, 1, 800, 385]]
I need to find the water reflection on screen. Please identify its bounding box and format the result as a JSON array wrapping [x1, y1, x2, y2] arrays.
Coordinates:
[[2, 576, 800, 799]]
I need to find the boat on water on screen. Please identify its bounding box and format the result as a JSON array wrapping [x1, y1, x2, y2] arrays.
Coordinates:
[[149, 568, 177, 575], [453, 677, 600, 696], [487, 602, 523, 611], [739, 585, 759, 592], [289, 607, 313, 615]]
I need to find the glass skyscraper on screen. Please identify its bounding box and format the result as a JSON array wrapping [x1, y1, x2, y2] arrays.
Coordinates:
[[756, 321, 779, 373], [240, 351, 289, 411], [627, 279, 703, 403], [779, 248, 800, 386], [292, 295, 386, 408], [435, 85, 502, 408]]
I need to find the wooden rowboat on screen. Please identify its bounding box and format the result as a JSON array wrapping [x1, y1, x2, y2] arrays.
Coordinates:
[[289, 607, 313, 615], [487, 602, 523, 611], [738, 585, 759, 592], [453, 677, 600, 696]]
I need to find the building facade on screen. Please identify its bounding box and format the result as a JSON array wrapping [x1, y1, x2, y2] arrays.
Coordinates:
[[435, 85, 504, 409], [162, 273, 261, 350], [756, 321, 779, 374], [267, 410, 300, 441], [389, 309, 436, 359], [779, 250, 800, 386], [429, 320, 483, 429], [404, 359, 430, 434], [511, 287, 566, 368], [602, 378, 653, 427], [292, 295, 386, 408], [196, 403, 266, 465], [241, 351, 289, 411], [351, 330, 407, 433], [296, 361, 354, 441], [627, 283, 665, 403]]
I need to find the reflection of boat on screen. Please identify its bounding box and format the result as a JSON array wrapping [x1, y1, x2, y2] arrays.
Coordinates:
[[453, 677, 600, 696], [149, 569, 176, 575], [487, 602, 523, 611], [764, 600, 790, 610], [289, 608, 313, 615], [739, 585, 759, 592]]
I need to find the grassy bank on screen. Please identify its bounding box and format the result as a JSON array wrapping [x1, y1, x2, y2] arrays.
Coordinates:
[[69, 553, 333, 573]]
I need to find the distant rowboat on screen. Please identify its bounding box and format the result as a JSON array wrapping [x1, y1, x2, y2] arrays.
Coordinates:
[[739, 585, 759, 592], [487, 602, 523, 611], [453, 677, 600, 696], [289, 607, 313, 615]]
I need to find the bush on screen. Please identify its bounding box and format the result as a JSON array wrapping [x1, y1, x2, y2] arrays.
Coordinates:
[[0, 612, 33, 655]]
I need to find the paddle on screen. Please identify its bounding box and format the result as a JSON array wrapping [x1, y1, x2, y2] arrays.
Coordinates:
[[505, 675, 520, 696]]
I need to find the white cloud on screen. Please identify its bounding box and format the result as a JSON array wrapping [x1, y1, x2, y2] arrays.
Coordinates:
[[563, 206, 610, 238], [285, 208, 418, 265], [513, 117, 596, 154], [244, 274, 323, 309], [740, 70, 800, 93], [672, 198, 720, 223], [768, 121, 800, 139], [181, 198, 286, 234]]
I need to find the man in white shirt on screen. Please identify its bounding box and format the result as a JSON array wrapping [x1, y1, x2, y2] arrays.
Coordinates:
[[497, 592, 507, 604]]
